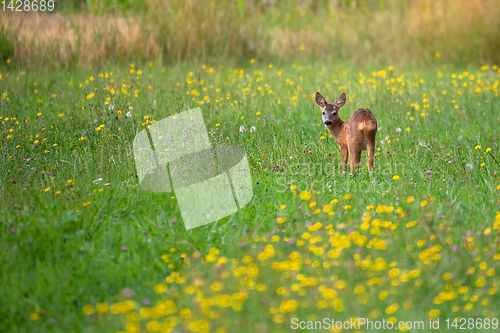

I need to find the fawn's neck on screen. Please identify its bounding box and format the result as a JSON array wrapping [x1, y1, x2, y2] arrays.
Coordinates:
[[327, 119, 345, 145]]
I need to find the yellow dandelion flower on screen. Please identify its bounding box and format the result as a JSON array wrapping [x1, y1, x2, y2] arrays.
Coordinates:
[[279, 300, 297, 313], [155, 283, 167, 293], [299, 191, 311, 200], [83, 305, 95, 315], [428, 309, 440, 317], [96, 302, 108, 314], [385, 303, 399, 314]]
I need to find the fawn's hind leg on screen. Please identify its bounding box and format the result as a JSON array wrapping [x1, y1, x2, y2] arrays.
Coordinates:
[[367, 140, 375, 172]]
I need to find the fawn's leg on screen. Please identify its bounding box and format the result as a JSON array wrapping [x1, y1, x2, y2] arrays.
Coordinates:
[[367, 140, 375, 172], [348, 144, 361, 174], [340, 147, 349, 175]]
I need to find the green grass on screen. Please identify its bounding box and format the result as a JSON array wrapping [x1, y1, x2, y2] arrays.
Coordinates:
[[3, 0, 500, 68], [1, 60, 500, 332]]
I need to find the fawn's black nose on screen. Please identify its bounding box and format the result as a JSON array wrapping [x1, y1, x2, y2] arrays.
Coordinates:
[[324, 120, 332, 126]]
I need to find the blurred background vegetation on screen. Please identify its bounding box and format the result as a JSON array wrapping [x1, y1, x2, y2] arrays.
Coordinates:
[[1, 0, 499, 68]]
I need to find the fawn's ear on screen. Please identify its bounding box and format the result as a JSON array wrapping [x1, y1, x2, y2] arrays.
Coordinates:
[[315, 92, 327, 108], [334, 92, 346, 108]]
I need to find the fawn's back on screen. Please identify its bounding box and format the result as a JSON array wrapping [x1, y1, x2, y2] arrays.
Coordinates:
[[343, 108, 377, 151]]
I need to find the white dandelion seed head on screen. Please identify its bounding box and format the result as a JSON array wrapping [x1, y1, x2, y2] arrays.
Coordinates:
[[92, 177, 103, 184], [126, 111, 132, 118]]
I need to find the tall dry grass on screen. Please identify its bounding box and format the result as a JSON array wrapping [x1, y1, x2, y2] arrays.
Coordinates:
[[1, 0, 499, 67], [408, 0, 500, 64], [0, 13, 159, 67]]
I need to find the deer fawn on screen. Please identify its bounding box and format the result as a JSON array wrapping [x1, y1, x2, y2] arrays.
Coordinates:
[[315, 92, 377, 173]]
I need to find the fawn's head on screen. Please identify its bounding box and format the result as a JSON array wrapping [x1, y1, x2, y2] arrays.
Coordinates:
[[315, 92, 346, 126]]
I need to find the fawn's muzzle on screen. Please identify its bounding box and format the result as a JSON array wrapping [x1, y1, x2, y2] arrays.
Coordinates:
[[324, 120, 332, 126]]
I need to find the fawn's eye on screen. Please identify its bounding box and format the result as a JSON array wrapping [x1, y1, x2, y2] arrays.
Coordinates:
[[322, 112, 325, 115]]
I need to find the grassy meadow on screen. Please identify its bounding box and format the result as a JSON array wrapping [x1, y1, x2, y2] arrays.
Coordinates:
[[1, 1, 500, 333]]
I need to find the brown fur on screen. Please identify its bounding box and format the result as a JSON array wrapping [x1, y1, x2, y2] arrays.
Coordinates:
[[316, 92, 377, 173]]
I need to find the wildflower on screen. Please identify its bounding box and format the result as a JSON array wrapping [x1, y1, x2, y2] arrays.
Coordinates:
[[250, 126, 256, 132], [239, 126, 246, 132], [385, 303, 399, 314], [154, 283, 167, 293], [96, 303, 108, 314], [299, 191, 311, 200], [83, 305, 95, 315], [126, 111, 132, 118], [396, 127, 401, 132], [279, 300, 297, 313], [429, 309, 440, 317], [108, 105, 114, 111], [475, 145, 481, 149], [392, 175, 400, 180]]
